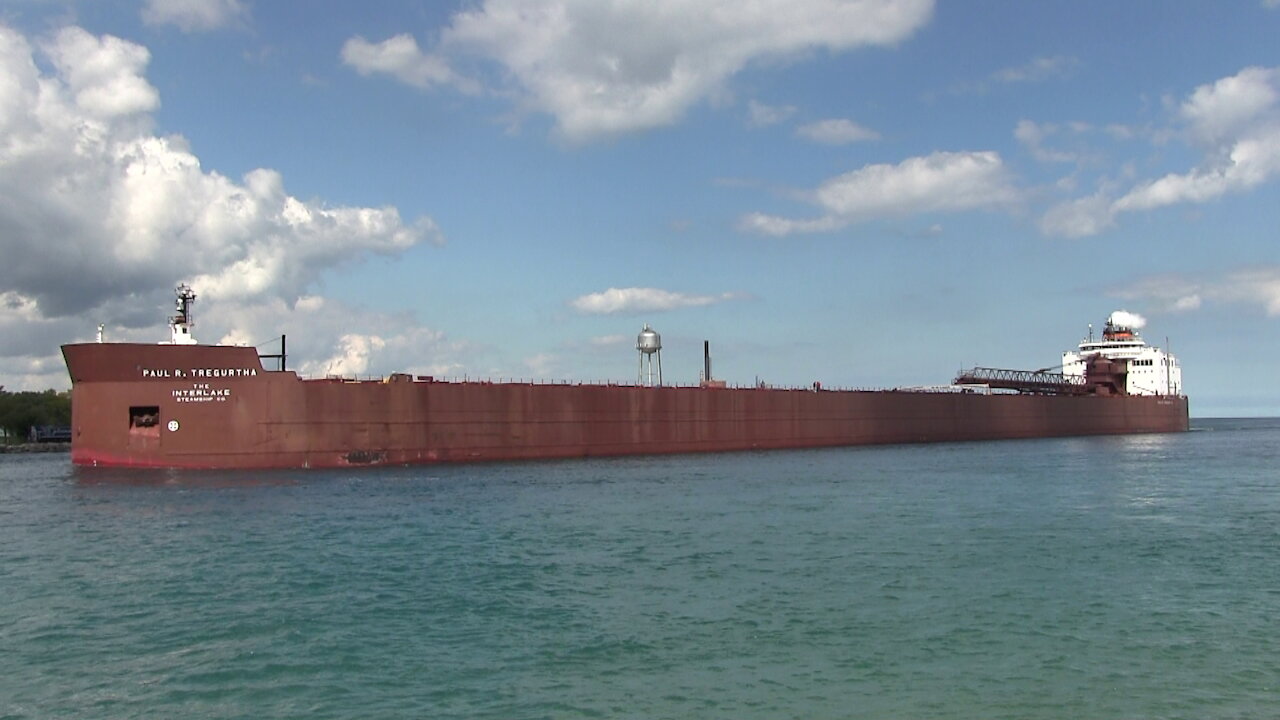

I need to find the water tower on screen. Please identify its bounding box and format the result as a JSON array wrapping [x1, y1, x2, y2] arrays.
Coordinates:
[[637, 324, 663, 386]]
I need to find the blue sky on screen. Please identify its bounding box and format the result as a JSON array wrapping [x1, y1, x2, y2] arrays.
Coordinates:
[[1, 0, 1278, 416]]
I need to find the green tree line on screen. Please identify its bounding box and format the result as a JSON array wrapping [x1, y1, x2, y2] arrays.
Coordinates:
[[0, 388, 71, 441]]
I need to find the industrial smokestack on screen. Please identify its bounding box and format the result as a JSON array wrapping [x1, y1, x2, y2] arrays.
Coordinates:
[[704, 340, 712, 382]]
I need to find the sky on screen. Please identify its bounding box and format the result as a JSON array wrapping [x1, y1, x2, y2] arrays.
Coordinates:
[[0, 0, 1278, 417]]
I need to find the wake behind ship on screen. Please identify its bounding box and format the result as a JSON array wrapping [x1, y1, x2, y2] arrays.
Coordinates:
[[62, 288, 1189, 469]]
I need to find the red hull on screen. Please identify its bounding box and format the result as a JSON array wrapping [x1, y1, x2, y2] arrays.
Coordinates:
[[62, 343, 1191, 470]]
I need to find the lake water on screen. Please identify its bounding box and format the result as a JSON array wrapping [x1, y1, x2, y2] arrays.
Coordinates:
[[2, 418, 1278, 719]]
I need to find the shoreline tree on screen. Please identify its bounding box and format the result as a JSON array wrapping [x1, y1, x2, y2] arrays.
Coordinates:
[[0, 388, 72, 442]]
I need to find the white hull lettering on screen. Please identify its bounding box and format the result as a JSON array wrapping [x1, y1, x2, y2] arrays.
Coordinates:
[[171, 383, 233, 403], [142, 367, 258, 379], [189, 368, 258, 378]]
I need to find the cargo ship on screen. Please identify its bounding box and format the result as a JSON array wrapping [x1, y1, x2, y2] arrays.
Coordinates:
[[61, 287, 1189, 469]]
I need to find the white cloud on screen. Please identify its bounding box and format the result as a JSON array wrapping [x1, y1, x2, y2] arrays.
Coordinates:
[[1014, 120, 1077, 163], [179, 172, 440, 301], [1116, 267, 1280, 317], [738, 213, 839, 236], [0, 25, 437, 311], [796, 118, 880, 144], [341, 34, 476, 92], [1171, 294, 1203, 312], [748, 100, 796, 127], [945, 55, 1080, 96], [315, 334, 387, 377], [1113, 124, 1280, 211], [1039, 192, 1116, 238], [814, 151, 1014, 215], [1181, 66, 1280, 143], [345, 0, 935, 141], [1214, 267, 1280, 316], [992, 55, 1079, 84], [570, 287, 741, 314], [202, 295, 470, 379], [0, 25, 442, 389], [42, 27, 159, 118], [741, 150, 1016, 236], [141, 0, 248, 33], [1041, 65, 1280, 236]]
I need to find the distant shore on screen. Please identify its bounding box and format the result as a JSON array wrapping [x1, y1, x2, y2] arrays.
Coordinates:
[[0, 443, 70, 454]]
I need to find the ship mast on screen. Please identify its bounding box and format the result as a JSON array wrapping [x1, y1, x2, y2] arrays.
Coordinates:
[[169, 284, 198, 345]]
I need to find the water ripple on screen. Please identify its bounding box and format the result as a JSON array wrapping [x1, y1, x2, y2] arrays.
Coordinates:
[[2, 420, 1279, 718]]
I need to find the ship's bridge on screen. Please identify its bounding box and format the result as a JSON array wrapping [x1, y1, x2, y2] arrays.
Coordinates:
[[1061, 313, 1182, 396]]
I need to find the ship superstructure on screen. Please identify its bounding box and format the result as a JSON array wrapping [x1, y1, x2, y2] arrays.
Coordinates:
[[1061, 312, 1182, 396]]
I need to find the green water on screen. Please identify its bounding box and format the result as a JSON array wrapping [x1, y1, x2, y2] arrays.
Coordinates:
[[2, 419, 1278, 719]]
